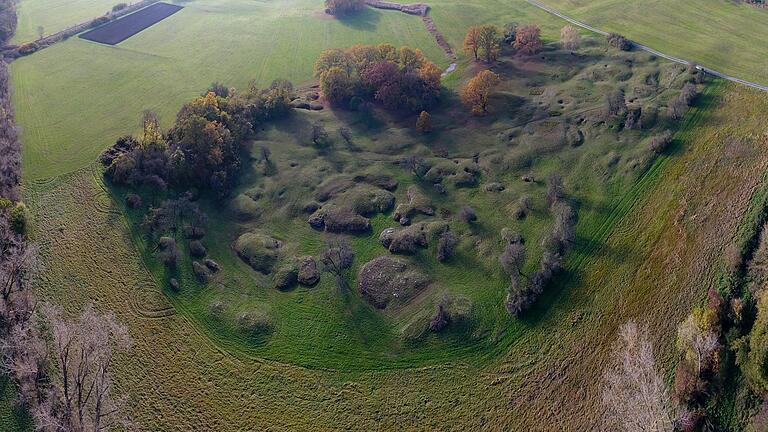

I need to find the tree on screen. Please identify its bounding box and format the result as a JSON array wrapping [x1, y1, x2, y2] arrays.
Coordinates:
[[320, 238, 355, 292], [38, 304, 134, 431], [607, 33, 632, 51], [513, 25, 542, 55], [560, 25, 580, 51], [500, 242, 525, 276], [545, 172, 565, 208], [676, 313, 720, 376], [459, 205, 477, 224], [324, 0, 365, 16], [404, 155, 429, 180], [319, 66, 356, 105], [36, 25, 44, 40], [461, 70, 501, 115], [437, 230, 458, 262], [311, 122, 330, 148], [477, 24, 501, 62], [502, 22, 518, 44], [415, 111, 432, 133], [604, 89, 627, 118], [463, 26, 481, 61], [602, 321, 678, 431], [648, 130, 673, 153], [313, 48, 354, 79]]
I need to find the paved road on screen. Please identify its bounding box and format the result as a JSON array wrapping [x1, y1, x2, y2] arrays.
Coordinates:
[[525, 0, 768, 92]]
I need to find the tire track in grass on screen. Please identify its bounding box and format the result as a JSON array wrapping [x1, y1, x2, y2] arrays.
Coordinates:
[[566, 80, 723, 273]]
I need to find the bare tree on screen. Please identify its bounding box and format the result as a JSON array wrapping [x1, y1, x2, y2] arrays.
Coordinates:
[[545, 172, 565, 209], [676, 314, 720, 376], [560, 25, 580, 51], [602, 320, 678, 432], [500, 242, 526, 276], [40, 304, 134, 432], [320, 238, 355, 292]]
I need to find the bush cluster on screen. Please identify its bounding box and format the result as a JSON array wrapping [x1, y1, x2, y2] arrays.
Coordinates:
[[506, 173, 576, 316], [104, 81, 293, 198], [314, 44, 442, 112], [607, 33, 632, 51]]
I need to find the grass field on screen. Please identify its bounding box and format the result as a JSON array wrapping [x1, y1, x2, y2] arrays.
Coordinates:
[[23, 81, 768, 429], [12, 0, 448, 180], [12, 0, 768, 428], [11, 0, 118, 44], [537, 0, 768, 86], [100, 36, 698, 369], [10, 0, 577, 181]]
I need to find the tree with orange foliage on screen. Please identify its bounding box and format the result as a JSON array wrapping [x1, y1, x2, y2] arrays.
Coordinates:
[[513, 24, 542, 55], [463, 26, 481, 61], [460, 70, 501, 115], [416, 111, 432, 133]]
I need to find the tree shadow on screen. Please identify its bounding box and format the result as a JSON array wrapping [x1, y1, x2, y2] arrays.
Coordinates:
[[333, 8, 381, 32]]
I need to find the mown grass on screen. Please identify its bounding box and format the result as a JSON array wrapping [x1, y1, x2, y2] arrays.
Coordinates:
[[11, 0, 118, 44], [537, 0, 768, 86]]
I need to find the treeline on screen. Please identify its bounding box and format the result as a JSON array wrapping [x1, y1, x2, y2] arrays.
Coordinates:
[[504, 173, 576, 316], [103, 80, 293, 198], [313, 44, 442, 112], [0, 0, 15, 45]]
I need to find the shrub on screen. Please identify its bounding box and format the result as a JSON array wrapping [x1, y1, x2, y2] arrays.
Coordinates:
[[90, 16, 112, 28], [648, 130, 673, 153], [237, 310, 273, 336], [111, 3, 127, 12], [125, 193, 142, 209], [560, 25, 580, 51], [9, 202, 28, 235], [513, 195, 532, 220], [18, 42, 39, 56], [500, 242, 525, 275], [545, 172, 565, 208], [188, 240, 207, 258], [459, 206, 477, 224], [437, 230, 458, 262], [157, 237, 180, 269], [607, 33, 632, 51], [416, 111, 432, 133]]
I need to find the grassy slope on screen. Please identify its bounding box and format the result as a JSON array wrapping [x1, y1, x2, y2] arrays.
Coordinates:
[[12, 0, 446, 180], [12, 0, 118, 44], [24, 81, 768, 429], [538, 0, 768, 86]]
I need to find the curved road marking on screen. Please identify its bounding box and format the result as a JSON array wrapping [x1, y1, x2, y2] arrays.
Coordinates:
[[525, 0, 768, 92]]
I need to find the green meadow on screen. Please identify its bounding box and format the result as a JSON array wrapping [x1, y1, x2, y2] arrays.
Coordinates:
[[537, 0, 768, 86]]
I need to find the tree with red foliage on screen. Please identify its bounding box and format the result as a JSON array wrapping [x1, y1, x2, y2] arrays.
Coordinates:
[[513, 24, 543, 55]]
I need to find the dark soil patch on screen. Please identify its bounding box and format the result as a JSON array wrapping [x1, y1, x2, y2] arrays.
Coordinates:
[[79, 3, 183, 45]]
